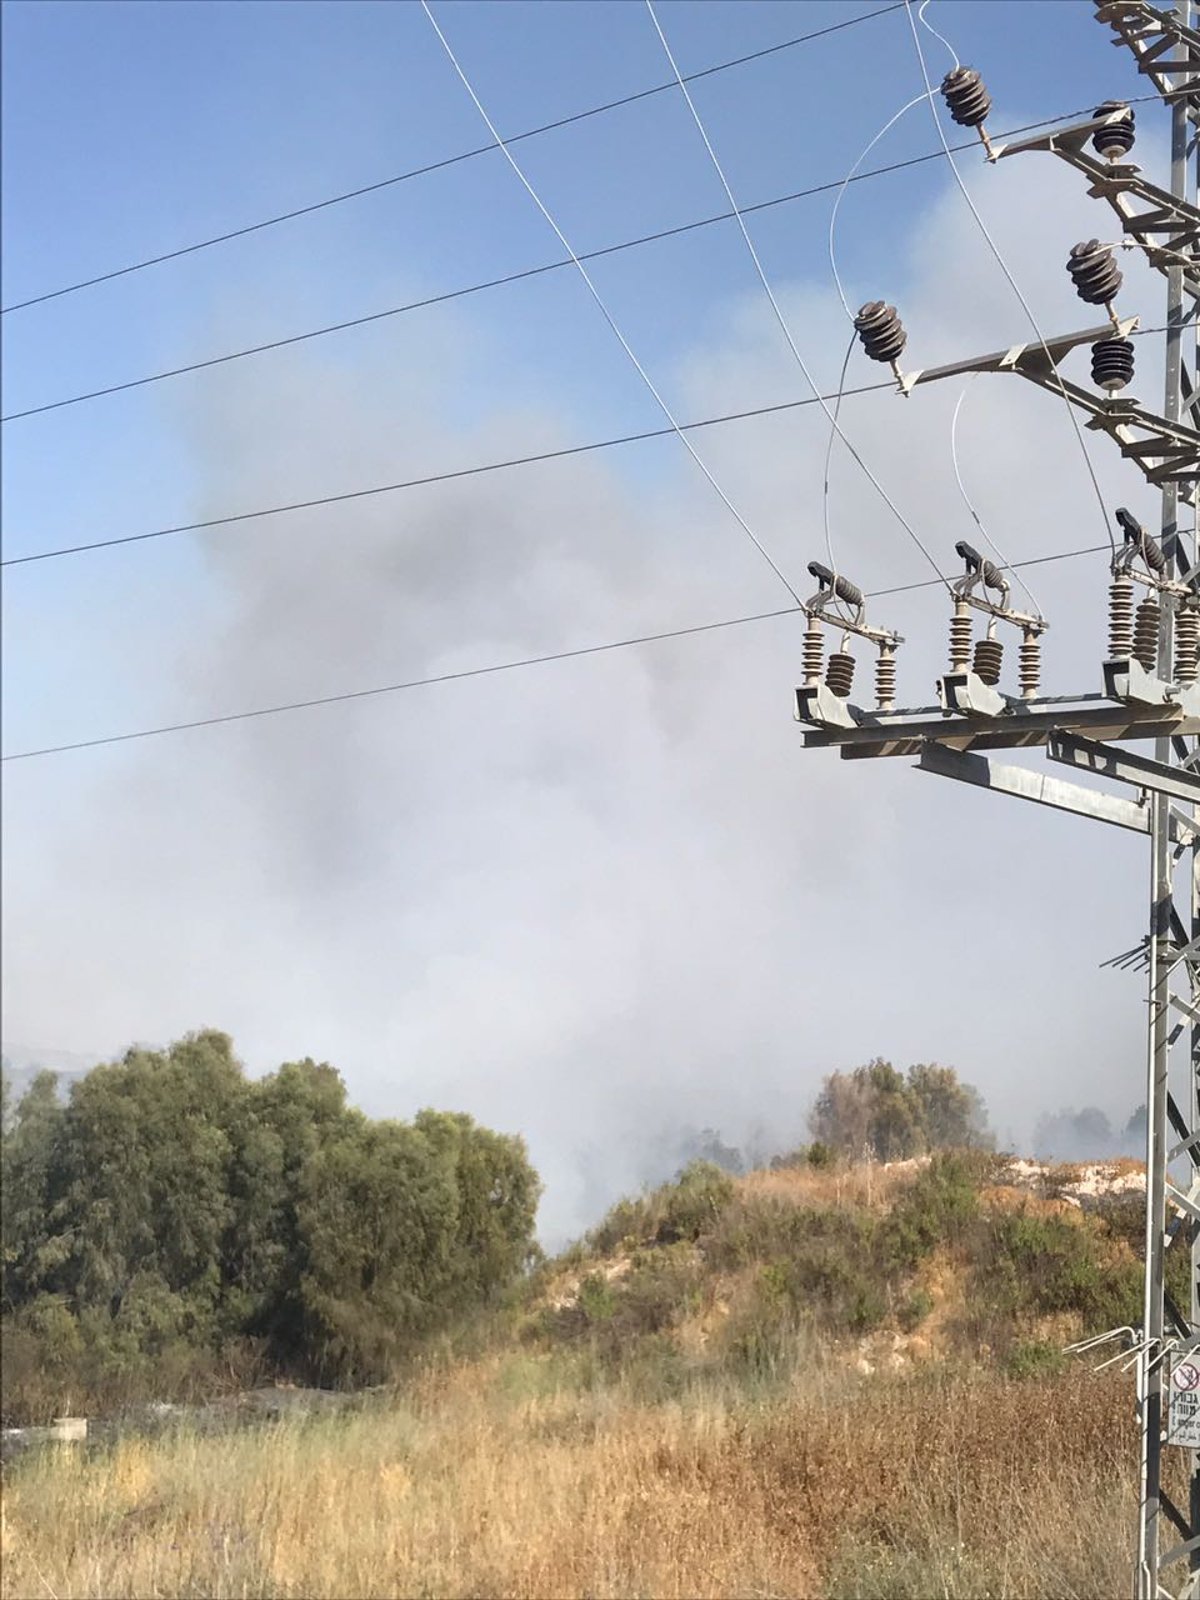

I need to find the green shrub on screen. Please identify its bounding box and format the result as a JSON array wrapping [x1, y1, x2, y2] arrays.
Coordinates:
[[976, 1210, 1141, 1334], [655, 1161, 736, 1243], [1003, 1339, 1066, 1379], [882, 1152, 983, 1271], [897, 1288, 934, 1332], [575, 1272, 616, 1323], [719, 1283, 806, 1386], [587, 1195, 649, 1256]]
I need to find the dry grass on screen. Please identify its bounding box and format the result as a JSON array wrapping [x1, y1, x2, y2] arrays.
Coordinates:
[[739, 1158, 928, 1212], [1, 1355, 1141, 1600]]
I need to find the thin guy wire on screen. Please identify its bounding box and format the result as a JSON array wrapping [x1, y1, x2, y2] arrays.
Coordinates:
[[822, 334, 857, 575], [427, 2, 804, 605], [0, 4, 905, 316], [829, 90, 932, 322], [1, 537, 1116, 765], [904, 0, 1117, 554], [950, 377, 1044, 618], [2, 106, 1166, 424], [645, 0, 951, 593], [2, 331, 1168, 569]]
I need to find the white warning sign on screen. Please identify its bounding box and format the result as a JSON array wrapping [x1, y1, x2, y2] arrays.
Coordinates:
[[1168, 1358, 1200, 1449]]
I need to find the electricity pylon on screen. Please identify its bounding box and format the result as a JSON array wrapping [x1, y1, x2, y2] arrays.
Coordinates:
[[796, 6, 1198, 1595]]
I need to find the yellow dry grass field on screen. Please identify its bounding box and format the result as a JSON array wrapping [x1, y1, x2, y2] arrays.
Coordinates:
[[1, 1357, 1139, 1600]]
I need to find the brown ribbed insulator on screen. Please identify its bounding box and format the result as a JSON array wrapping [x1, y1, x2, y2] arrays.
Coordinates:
[[854, 301, 906, 365], [1133, 598, 1161, 672], [941, 66, 991, 128], [972, 634, 1004, 687], [825, 651, 855, 699]]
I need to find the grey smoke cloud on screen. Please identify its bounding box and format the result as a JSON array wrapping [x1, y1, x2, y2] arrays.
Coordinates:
[[3, 139, 1167, 1240]]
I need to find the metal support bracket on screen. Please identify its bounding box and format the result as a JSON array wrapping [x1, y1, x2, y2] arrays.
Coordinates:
[[917, 742, 1154, 831], [1108, 657, 1178, 706], [794, 683, 860, 730], [1047, 728, 1200, 801], [900, 320, 1200, 490], [801, 695, 1200, 759], [994, 112, 1200, 299], [937, 670, 1010, 718]]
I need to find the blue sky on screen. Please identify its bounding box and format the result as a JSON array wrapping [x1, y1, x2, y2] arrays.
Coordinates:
[[2, 0, 1182, 1233], [1, 0, 1141, 748]]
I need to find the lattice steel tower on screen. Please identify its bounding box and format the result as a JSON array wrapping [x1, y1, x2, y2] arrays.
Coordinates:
[[796, 5, 1199, 1594]]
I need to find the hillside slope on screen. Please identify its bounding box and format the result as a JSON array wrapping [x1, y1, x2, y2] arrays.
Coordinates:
[[523, 1151, 1151, 1388], [2, 1151, 1161, 1600]]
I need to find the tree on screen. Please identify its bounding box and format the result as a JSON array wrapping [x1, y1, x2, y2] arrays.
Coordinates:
[[811, 1059, 922, 1160], [236, 1057, 354, 1353], [48, 1033, 242, 1327], [1122, 1103, 1147, 1154], [907, 1064, 991, 1150], [810, 1060, 991, 1161], [1, 1071, 66, 1311], [414, 1110, 541, 1307], [1, 1029, 543, 1411], [810, 1068, 874, 1157], [295, 1118, 461, 1380], [675, 1127, 745, 1176], [1033, 1106, 1117, 1161]]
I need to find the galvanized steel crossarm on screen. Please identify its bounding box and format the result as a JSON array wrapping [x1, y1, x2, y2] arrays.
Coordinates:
[[996, 115, 1200, 299], [1095, 0, 1200, 117]]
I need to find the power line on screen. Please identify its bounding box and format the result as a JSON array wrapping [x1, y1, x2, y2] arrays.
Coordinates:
[[647, 0, 950, 591], [0, 380, 884, 566], [2, 333, 1168, 569], [0, 3, 904, 317], [0, 537, 1116, 765], [905, 1, 1116, 553], [0, 154, 959, 423], [421, 0, 803, 606], [1, 105, 1164, 424]]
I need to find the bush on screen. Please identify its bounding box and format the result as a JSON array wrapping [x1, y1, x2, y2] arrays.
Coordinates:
[[655, 1161, 736, 1243], [897, 1288, 934, 1332], [1003, 1339, 1066, 1379], [587, 1195, 649, 1256], [576, 1272, 616, 1323], [719, 1282, 808, 1386], [975, 1209, 1141, 1334], [882, 1152, 983, 1272], [0, 1032, 542, 1419]]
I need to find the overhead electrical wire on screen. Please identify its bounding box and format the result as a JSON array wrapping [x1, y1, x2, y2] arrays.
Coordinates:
[[0, 378, 893, 567], [904, 0, 1117, 553], [950, 377, 1044, 618], [646, 0, 950, 592], [2, 105, 1165, 424], [419, 0, 803, 606], [821, 334, 857, 575], [822, 78, 934, 590], [0, 3, 904, 317], [2, 328, 1169, 570], [0, 150, 972, 425], [1, 537, 1119, 766], [915, 0, 958, 70], [828, 89, 932, 323]]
